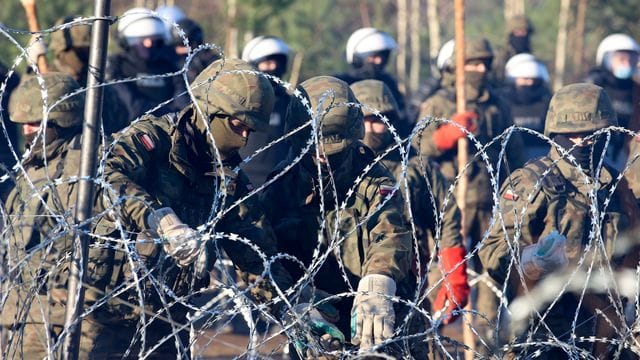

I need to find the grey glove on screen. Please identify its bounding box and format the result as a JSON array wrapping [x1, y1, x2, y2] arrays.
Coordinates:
[[351, 274, 396, 350], [285, 302, 345, 358], [147, 207, 202, 267], [26, 35, 47, 65], [521, 230, 568, 280]]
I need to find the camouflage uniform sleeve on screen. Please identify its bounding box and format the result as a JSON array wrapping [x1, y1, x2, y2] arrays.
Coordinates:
[[415, 94, 451, 158], [480, 167, 547, 285], [361, 175, 413, 283], [101, 118, 172, 232], [219, 171, 295, 299]]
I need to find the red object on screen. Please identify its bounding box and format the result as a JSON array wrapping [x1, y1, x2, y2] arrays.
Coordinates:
[[432, 111, 478, 151], [433, 246, 470, 325]]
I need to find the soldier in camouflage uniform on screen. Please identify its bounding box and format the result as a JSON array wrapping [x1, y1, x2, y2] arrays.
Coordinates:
[[49, 15, 129, 134], [481, 83, 637, 358], [91, 59, 325, 358], [492, 15, 536, 86], [350, 79, 470, 332], [417, 37, 525, 342], [1, 73, 110, 358], [261, 76, 426, 357]]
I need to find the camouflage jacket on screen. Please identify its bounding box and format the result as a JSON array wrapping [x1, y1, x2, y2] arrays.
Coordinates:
[[379, 149, 463, 262], [4, 135, 82, 286], [96, 106, 292, 306], [417, 84, 525, 207], [481, 146, 634, 286], [260, 143, 414, 301]]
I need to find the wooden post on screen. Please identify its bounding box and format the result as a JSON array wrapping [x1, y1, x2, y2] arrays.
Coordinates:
[[20, 0, 49, 73], [454, 0, 475, 359]]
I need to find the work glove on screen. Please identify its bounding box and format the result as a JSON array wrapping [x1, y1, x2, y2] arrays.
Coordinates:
[[351, 274, 396, 350], [433, 246, 470, 325], [147, 207, 202, 267], [26, 35, 47, 65], [433, 110, 478, 151], [521, 230, 568, 280], [284, 303, 345, 358]]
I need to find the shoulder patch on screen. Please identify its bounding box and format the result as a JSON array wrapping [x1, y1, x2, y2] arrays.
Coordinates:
[[137, 133, 155, 151], [379, 184, 395, 197], [503, 188, 519, 201]]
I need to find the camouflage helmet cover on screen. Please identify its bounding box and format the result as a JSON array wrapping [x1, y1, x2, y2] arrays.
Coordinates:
[[191, 58, 275, 132], [286, 76, 363, 155], [544, 83, 617, 136], [50, 16, 92, 54], [9, 72, 84, 127], [350, 79, 399, 121], [507, 14, 534, 34]]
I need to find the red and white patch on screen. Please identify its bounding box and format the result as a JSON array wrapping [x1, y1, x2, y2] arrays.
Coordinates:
[[137, 133, 155, 151], [379, 185, 395, 197], [503, 189, 519, 201]]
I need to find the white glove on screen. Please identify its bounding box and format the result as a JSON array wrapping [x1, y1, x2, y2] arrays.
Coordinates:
[[26, 35, 47, 64], [521, 230, 568, 280], [147, 207, 202, 267], [351, 274, 396, 350]]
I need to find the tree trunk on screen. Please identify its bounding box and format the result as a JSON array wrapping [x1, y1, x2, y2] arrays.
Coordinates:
[[225, 0, 239, 58], [427, 0, 440, 60], [396, 0, 408, 94], [409, 0, 421, 95], [573, 0, 587, 79], [553, 0, 571, 91], [359, 0, 371, 27]]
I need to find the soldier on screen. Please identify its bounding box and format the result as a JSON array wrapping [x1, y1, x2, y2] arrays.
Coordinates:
[[106, 7, 188, 120], [1, 73, 100, 358], [261, 76, 426, 357], [481, 83, 637, 358], [49, 15, 129, 134], [500, 53, 552, 160], [93, 59, 339, 358], [584, 33, 640, 167], [350, 79, 470, 334], [493, 15, 535, 86], [239, 36, 293, 186], [333, 27, 411, 136], [0, 61, 20, 200], [416, 37, 525, 346]]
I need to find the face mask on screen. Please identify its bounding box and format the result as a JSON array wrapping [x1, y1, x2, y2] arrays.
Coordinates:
[[554, 134, 607, 173], [363, 131, 392, 153], [209, 116, 248, 159], [613, 65, 634, 79], [513, 83, 545, 103], [508, 33, 531, 54], [465, 71, 488, 101]]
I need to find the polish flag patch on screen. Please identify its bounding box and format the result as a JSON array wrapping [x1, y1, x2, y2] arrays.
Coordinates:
[[137, 133, 155, 151], [503, 189, 519, 201], [379, 185, 395, 197]]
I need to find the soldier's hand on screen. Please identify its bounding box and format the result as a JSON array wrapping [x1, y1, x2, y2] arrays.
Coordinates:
[[284, 303, 345, 358], [433, 246, 470, 325], [433, 111, 478, 151], [350, 274, 396, 350], [147, 207, 202, 267], [521, 230, 568, 280], [26, 35, 47, 65]]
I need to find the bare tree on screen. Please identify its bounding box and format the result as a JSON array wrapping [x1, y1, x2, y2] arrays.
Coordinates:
[[427, 0, 440, 60], [572, 0, 588, 79], [554, 0, 571, 91], [409, 0, 421, 94], [359, 0, 371, 27], [396, 0, 408, 94], [225, 0, 239, 58]]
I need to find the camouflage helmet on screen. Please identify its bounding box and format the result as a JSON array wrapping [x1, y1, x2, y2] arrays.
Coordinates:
[[9, 72, 84, 128], [191, 58, 274, 132], [507, 15, 534, 34], [439, 37, 493, 72], [286, 76, 363, 155], [50, 16, 92, 55], [544, 83, 617, 136], [350, 79, 399, 122]]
